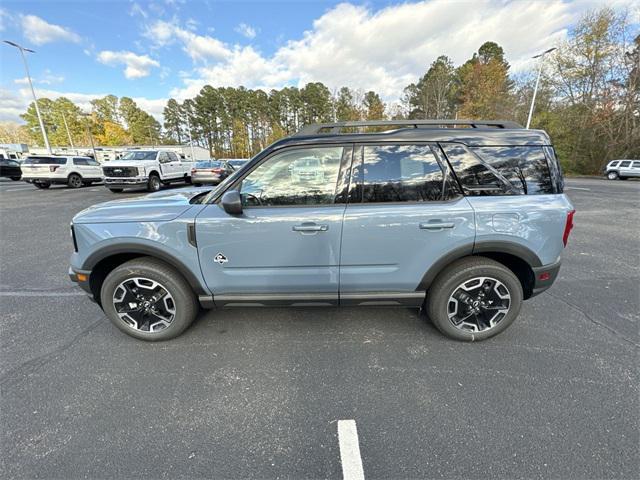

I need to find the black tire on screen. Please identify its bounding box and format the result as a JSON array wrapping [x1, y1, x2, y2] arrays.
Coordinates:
[[34, 182, 50, 189], [100, 257, 199, 341], [426, 256, 523, 342], [147, 174, 161, 192], [68, 173, 83, 188], [10, 176, 21, 181], [108, 188, 124, 193], [184, 174, 192, 185], [607, 171, 619, 180]]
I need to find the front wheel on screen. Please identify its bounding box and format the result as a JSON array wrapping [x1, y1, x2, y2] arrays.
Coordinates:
[[100, 257, 199, 341], [426, 256, 523, 341], [68, 173, 83, 188], [607, 171, 619, 180], [147, 174, 161, 192]]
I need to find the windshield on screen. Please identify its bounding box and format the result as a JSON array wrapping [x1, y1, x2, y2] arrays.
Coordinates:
[[120, 151, 157, 161]]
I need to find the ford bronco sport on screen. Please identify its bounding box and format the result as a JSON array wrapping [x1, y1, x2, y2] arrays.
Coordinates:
[[69, 120, 574, 342]]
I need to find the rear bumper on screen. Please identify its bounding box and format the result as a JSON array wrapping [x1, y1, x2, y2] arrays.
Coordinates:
[[530, 259, 562, 297], [192, 174, 223, 184], [68, 266, 94, 297]]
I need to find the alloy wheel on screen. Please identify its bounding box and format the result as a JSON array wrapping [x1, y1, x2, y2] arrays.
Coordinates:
[[112, 277, 176, 332], [447, 276, 511, 332]]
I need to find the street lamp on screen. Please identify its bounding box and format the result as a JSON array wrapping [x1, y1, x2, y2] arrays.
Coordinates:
[[3, 40, 52, 153], [526, 47, 557, 129], [185, 114, 196, 161], [79, 112, 97, 160]]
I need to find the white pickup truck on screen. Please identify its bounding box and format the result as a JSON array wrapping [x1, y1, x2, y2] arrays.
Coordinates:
[[102, 150, 193, 193]]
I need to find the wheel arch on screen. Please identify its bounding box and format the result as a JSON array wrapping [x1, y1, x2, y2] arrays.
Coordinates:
[[83, 244, 208, 305], [418, 241, 540, 300]]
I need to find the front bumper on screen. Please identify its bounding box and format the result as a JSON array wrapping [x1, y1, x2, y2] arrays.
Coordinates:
[[68, 266, 93, 297], [104, 176, 148, 187], [530, 259, 562, 297]]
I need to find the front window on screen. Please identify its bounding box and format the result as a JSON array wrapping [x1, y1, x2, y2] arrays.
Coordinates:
[[120, 151, 157, 161], [239, 147, 343, 207], [620, 161, 631, 167]]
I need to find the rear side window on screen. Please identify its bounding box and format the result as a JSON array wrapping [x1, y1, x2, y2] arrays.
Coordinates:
[[440, 144, 506, 195], [472, 146, 554, 194], [632, 161, 640, 168], [355, 145, 446, 202], [620, 161, 631, 167]]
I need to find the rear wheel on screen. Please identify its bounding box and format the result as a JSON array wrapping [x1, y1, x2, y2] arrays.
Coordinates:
[[607, 171, 619, 180], [68, 173, 83, 188], [147, 174, 161, 192], [108, 188, 123, 193], [34, 182, 50, 189], [100, 257, 199, 341], [426, 256, 523, 341]]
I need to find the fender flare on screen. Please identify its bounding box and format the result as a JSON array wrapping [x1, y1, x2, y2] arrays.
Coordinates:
[[416, 240, 541, 291], [83, 242, 209, 296]]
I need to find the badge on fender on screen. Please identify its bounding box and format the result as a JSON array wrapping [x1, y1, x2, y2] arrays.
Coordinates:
[[214, 253, 228, 264]]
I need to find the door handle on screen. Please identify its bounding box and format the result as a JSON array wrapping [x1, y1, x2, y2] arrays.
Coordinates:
[[419, 222, 455, 230], [293, 223, 329, 233]]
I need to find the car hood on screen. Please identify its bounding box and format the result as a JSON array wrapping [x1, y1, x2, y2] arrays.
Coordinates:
[[73, 186, 213, 224], [102, 160, 156, 168]]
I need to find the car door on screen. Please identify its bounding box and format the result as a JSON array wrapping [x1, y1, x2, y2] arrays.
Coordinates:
[[618, 160, 632, 176], [195, 145, 351, 305], [631, 161, 640, 177], [166, 151, 183, 179], [157, 152, 173, 179], [339, 143, 476, 306], [85, 157, 103, 178]]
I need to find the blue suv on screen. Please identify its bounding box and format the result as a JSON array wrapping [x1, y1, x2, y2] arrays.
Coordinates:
[[69, 120, 575, 341]]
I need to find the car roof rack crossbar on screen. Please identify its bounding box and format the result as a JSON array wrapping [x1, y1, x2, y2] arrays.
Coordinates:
[[295, 119, 522, 136]]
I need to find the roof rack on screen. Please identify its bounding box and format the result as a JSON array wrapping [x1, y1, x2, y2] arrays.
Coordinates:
[[295, 119, 523, 136]]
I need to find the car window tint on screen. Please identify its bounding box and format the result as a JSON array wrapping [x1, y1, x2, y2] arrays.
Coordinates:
[[610, 161, 619, 167], [472, 146, 554, 194], [24, 157, 67, 165], [87, 158, 100, 166], [73, 157, 88, 165], [440, 144, 505, 195], [620, 161, 631, 167], [240, 147, 343, 206], [632, 161, 640, 168], [354, 145, 445, 202]]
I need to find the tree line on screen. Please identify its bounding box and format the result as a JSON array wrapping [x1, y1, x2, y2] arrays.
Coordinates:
[[11, 8, 639, 174]]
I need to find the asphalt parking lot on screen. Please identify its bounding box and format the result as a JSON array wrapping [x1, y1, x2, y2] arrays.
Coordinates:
[[1, 177, 638, 479]]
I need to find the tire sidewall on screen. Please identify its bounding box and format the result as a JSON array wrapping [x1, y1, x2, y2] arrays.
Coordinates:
[[148, 175, 161, 192], [68, 173, 82, 188], [100, 260, 196, 341], [428, 261, 523, 341], [607, 171, 618, 180]]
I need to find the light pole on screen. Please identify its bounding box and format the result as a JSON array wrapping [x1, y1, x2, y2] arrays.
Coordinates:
[[185, 115, 196, 161], [80, 113, 97, 159], [61, 111, 75, 148], [526, 47, 557, 129], [4, 40, 52, 153]]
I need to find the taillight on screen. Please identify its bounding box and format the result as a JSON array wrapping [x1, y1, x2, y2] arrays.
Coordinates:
[[49, 165, 59, 172], [563, 210, 575, 247], [191, 168, 196, 173]]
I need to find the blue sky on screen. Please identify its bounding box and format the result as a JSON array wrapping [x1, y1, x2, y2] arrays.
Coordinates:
[[1, 0, 637, 122]]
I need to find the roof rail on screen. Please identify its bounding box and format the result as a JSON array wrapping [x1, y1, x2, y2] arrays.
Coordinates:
[[295, 119, 523, 136]]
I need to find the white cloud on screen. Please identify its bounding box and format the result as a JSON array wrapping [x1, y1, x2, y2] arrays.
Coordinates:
[[97, 50, 160, 79], [235, 22, 257, 39], [14, 70, 65, 86], [0, 8, 8, 32], [166, 0, 591, 101], [20, 14, 81, 45]]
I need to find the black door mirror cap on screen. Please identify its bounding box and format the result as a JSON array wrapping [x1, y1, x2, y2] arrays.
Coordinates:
[[221, 190, 243, 215]]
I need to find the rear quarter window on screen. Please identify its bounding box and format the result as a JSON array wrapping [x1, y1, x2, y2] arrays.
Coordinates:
[[472, 146, 555, 194]]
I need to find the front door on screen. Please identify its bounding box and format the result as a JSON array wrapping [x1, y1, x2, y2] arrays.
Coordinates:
[[195, 145, 350, 306], [339, 143, 476, 305]]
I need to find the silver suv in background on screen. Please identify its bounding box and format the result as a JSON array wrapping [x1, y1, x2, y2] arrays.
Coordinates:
[[604, 159, 640, 180]]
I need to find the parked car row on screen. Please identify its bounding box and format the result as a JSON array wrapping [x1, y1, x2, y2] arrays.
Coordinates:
[[1, 150, 249, 192]]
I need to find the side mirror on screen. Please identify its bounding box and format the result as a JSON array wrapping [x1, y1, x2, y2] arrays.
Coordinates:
[[221, 190, 243, 215]]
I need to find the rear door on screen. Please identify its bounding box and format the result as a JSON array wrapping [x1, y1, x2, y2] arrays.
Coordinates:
[[195, 145, 351, 305], [339, 143, 475, 305]]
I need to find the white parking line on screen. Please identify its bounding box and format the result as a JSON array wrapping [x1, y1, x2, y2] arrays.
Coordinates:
[[565, 186, 591, 191], [3, 187, 33, 192], [338, 420, 365, 480]]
